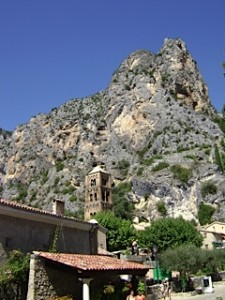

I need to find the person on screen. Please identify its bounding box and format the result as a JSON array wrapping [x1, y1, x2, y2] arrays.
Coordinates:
[[161, 278, 171, 300], [131, 240, 139, 255], [135, 290, 146, 300], [126, 290, 136, 300]]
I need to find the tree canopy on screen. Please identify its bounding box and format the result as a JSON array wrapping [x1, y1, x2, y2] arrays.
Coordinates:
[[138, 217, 203, 252], [112, 182, 134, 220], [95, 211, 137, 252], [160, 244, 225, 277], [0, 250, 30, 284], [159, 244, 201, 275]]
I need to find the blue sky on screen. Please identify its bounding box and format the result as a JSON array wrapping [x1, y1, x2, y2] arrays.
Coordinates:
[[0, 0, 224, 131]]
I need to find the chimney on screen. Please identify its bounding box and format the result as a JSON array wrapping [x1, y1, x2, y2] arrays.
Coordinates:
[[52, 199, 65, 215]]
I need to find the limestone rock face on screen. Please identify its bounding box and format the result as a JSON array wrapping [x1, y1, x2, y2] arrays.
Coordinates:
[[0, 38, 224, 224]]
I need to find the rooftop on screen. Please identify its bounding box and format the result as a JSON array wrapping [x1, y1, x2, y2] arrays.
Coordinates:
[[89, 165, 109, 175], [36, 251, 150, 272], [0, 198, 86, 224]]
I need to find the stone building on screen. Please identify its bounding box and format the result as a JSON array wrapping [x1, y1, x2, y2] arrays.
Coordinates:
[[27, 251, 150, 300], [84, 165, 112, 220], [0, 198, 106, 265]]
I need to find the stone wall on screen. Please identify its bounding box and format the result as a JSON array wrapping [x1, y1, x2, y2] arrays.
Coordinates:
[[0, 214, 91, 265], [27, 254, 81, 300]]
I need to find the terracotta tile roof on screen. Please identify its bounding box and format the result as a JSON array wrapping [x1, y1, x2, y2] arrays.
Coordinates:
[[36, 252, 150, 272], [0, 198, 86, 224]]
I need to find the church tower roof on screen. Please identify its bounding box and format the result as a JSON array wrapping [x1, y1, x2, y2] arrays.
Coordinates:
[[89, 165, 109, 175]]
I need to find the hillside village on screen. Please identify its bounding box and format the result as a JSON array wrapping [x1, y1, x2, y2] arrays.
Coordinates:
[[0, 38, 225, 299], [1, 164, 225, 299]]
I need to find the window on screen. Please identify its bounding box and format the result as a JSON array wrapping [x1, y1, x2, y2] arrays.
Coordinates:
[[90, 179, 96, 186]]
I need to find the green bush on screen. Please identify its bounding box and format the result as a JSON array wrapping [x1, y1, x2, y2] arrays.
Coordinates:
[[199, 144, 211, 149], [184, 154, 196, 160], [14, 184, 28, 201], [103, 284, 115, 295], [213, 115, 225, 134], [142, 158, 154, 166], [204, 149, 211, 155], [215, 144, 224, 172], [170, 165, 192, 184], [152, 162, 169, 172], [117, 160, 130, 169], [137, 166, 144, 176], [201, 181, 217, 198], [17, 188, 28, 199], [62, 185, 76, 195], [0, 250, 30, 284], [198, 202, 215, 225], [177, 146, 190, 152], [69, 195, 77, 202], [142, 154, 163, 166], [156, 200, 167, 216], [112, 182, 133, 219], [55, 161, 64, 172], [64, 180, 71, 186], [137, 281, 145, 294], [117, 160, 130, 176], [40, 170, 49, 184]]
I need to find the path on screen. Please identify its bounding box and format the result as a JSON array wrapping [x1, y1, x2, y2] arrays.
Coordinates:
[[172, 281, 225, 299]]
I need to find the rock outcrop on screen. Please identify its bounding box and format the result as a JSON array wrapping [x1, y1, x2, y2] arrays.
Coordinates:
[[0, 38, 224, 224]]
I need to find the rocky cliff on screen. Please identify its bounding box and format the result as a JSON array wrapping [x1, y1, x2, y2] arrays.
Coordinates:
[[0, 38, 225, 225]]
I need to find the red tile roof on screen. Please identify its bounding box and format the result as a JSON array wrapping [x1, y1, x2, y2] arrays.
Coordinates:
[[36, 252, 150, 272], [0, 198, 47, 213], [0, 198, 86, 224]]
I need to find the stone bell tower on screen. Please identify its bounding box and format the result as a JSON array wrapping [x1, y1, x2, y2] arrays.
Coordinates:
[[84, 165, 112, 221]]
